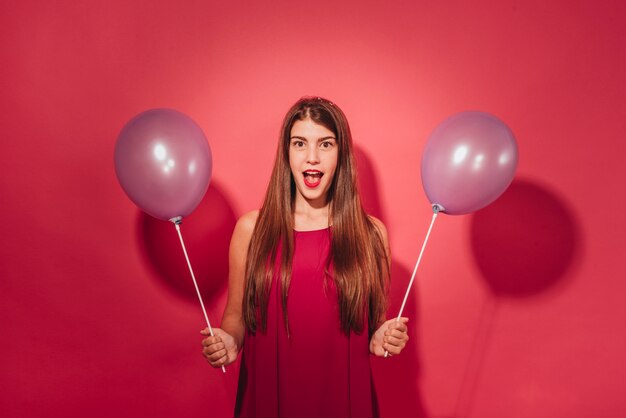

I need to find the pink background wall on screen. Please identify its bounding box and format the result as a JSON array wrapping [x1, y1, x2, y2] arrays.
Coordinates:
[[2, 1, 625, 417]]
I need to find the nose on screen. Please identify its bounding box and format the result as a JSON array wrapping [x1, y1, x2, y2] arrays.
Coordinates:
[[307, 145, 320, 164]]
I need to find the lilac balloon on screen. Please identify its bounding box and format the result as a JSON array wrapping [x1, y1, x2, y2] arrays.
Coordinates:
[[421, 111, 518, 215], [114, 109, 212, 221]]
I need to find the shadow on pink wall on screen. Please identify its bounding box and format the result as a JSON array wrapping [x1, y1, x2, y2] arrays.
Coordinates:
[[136, 180, 237, 307], [448, 179, 581, 418], [470, 178, 580, 297]]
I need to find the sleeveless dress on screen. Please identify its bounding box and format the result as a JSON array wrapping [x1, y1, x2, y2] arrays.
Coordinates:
[[235, 228, 379, 418]]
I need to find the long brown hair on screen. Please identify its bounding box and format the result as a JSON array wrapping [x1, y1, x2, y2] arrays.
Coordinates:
[[243, 97, 389, 336]]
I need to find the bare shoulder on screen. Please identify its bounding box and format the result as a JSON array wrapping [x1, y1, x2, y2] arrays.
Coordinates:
[[367, 215, 388, 238], [238, 210, 260, 233], [368, 215, 390, 253], [231, 210, 259, 245]]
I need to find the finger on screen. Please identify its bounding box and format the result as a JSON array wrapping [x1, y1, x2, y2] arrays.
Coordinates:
[[203, 341, 226, 354], [200, 327, 222, 336], [209, 355, 228, 368], [384, 342, 403, 355], [385, 328, 407, 340], [387, 328, 409, 340], [201, 336, 222, 347], [207, 348, 227, 362], [384, 335, 408, 347], [387, 321, 408, 332], [384, 327, 407, 338], [385, 316, 409, 324], [202, 343, 226, 359]]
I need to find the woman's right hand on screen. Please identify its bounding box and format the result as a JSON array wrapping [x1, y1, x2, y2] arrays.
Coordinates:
[[200, 212, 255, 369], [201, 328, 239, 368]]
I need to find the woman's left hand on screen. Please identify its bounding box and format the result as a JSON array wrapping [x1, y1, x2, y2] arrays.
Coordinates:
[[369, 317, 409, 357]]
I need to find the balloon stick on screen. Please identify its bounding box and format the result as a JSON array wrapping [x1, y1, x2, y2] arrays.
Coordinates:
[[171, 216, 226, 374], [385, 205, 441, 358]]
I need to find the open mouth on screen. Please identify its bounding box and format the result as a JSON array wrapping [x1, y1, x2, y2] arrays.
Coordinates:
[[303, 170, 323, 188]]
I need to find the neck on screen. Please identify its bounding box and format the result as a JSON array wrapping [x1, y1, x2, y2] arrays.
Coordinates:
[[293, 196, 331, 230]]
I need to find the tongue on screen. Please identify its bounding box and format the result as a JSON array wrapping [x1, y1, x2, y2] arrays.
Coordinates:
[[304, 173, 321, 187]]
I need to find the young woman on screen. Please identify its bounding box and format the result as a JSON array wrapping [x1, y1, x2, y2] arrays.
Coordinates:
[[201, 97, 409, 417]]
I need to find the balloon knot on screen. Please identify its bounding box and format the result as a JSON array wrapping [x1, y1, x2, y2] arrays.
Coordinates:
[[432, 204, 444, 214]]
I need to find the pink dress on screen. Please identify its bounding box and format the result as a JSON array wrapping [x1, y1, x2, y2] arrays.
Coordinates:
[[235, 228, 378, 418]]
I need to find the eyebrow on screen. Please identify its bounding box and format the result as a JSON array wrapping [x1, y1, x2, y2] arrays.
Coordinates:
[[290, 136, 337, 141]]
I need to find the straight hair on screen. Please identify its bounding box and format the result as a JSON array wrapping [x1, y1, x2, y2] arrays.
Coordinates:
[[243, 97, 390, 336]]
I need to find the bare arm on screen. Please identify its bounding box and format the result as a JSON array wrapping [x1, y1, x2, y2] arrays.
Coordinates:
[[220, 210, 258, 348], [370, 215, 391, 326], [201, 210, 258, 367], [367, 216, 410, 357], [369, 215, 391, 271]]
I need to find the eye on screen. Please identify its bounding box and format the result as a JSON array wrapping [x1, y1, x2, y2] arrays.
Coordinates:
[[291, 140, 305, 148], [320, 140, 335, 149]]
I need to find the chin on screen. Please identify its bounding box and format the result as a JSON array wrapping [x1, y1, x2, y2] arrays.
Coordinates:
[[297, 186, 329, 203]]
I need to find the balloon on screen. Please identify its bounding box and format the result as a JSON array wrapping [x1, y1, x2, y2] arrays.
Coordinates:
[[114, 108, 212, 221], [421, 111, 518, 215]]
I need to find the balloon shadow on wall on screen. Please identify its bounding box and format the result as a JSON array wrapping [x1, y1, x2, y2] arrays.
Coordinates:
[[451, 178, 582, 418], [136, 180, 237, 308], [356, 147, 429, 418], [470, 178, 580, 297]]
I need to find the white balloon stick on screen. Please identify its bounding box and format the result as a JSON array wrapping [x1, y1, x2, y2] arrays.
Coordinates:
[[385, 206, 440, 358], [173, 219, 226, 374]]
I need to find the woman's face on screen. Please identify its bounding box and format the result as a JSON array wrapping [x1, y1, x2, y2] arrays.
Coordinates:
[[289, 117, 339, 208]]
